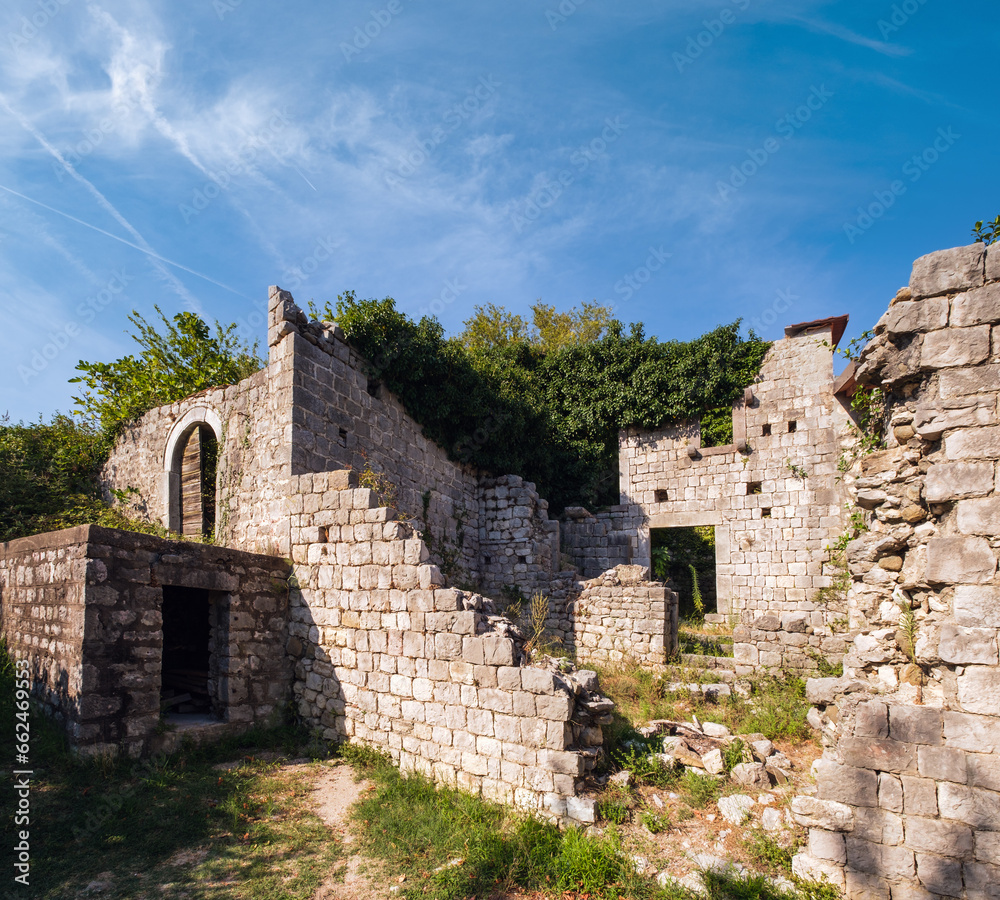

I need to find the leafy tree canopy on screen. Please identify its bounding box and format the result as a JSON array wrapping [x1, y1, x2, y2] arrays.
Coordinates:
[[315, 292, 770, 510], [71, 306, 262, 436]]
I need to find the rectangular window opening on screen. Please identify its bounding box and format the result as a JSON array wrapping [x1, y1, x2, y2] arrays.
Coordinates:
[[654, 489, 669, 503], [788, 421, 797, 433], [747, 482, 762, 495], [318, 525, 329, 542], [762, 423, 772, 436], [761, 508, 772, 519], [338, 427, 348, 447]]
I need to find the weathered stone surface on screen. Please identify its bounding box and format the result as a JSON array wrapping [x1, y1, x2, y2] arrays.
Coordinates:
[[702, 748, 725, 775], [939, 624, 999, 665], [915, 852, 964, 898], [902, 776, 940, 817], [879, 772, 904, 812], [885, 297, 949, 335], [790, 796, 854, 832], [938, 782, 1000, 828], [925, 536, 996, 584], [816, 759, 878, 807], [925, 461, 995, 502], [731, 761, 770, 788], [946, 426, 1000, 460], [918, 746, 968, 785], [951, 282, 1000, 328], [954, 585, 1000, 628], [968, 753, 1000, 792], [958, 498, 1000, 535], [944, 711, 1000, 754], [909, 243, 984, 299], [855, 699, 890, 738], [718, 794, 755, 824], [809, 829, 847, 864], [958, 666, 1000, 715], [905, 817, 974, 856], [921, 325, 991, 369], [840, 737, 916, 774]]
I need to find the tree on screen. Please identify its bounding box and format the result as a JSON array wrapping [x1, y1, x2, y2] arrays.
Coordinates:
[[458, 300, 614, 356], [72, 306, 262, 435]]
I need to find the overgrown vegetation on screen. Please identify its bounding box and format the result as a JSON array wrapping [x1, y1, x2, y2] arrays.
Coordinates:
[[315, 292, 769, 509], [973, 215, 1000, 245], [652, 526, 717, 619]]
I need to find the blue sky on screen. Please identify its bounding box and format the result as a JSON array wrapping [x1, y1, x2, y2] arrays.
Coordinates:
[[2, 0, 997, 423]]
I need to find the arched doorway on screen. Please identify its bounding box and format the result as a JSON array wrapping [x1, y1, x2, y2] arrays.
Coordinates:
[[163, 408, 223, 538]]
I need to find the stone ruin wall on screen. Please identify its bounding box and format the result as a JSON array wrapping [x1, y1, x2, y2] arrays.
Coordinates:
[[0, 526, 292, 757], [793, 242, 1000, 899], [619, 325, 854, 672], [286, 469, 613, 823], [560, 505, 636, 579]]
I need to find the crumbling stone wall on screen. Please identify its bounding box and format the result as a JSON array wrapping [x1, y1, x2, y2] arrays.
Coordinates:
[[0, 526, 292, 756], [795, 242, 1000, 898], [619, 324, 854, 672], [286, 470, 611, 822], [478, 475, 560, 595], [542, 565, 678, 666], [560, 506, 635, 579]]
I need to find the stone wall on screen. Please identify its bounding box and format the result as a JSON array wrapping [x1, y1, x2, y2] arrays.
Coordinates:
[[478, 475, 560, 596], [286, 469, 610, 822], [0, 526, 292, 756], [794, 242, 1000, 898], [560, 506, 636, 579], [619, 323, 854, 672], [543, 565, 678, 667]]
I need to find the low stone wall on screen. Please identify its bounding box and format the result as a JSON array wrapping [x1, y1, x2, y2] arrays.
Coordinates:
[[560, 506, 635, 579], [287, 470, 611, 822], [543, 566, 678, 667], [733, 613, 850, 675], [1, 526, 292, 756]]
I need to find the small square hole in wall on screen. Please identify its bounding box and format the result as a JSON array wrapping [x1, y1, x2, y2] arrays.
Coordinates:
[[318, 525, 329, 542], [338, 427, 348, 447], [518, 555, 527, 564], [762, 423, 772, 436], [747, 482, 762, 495], [788, 420, 797, 433], [366, 378, 381, 398], [484, 555, 492, 566], [654, 489, 669, 503], [761, 507, 772, 519]]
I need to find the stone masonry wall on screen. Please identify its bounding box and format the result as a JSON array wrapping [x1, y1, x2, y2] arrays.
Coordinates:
[[269, 289, 482, 581], [794, 242, 1000, 899], [542, 565, 678, 667], [0, 530, 87, 732], [620, 325, 853, 673], [0, 526, 292, 757], [285, 469, 611, 822], [560, 506, 635, 579]]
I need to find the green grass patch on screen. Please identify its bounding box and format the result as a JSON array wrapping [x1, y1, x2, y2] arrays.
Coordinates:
[[678, 770, 722, 809], [742, 830, 795, 875], [0, 641, 341, 899]]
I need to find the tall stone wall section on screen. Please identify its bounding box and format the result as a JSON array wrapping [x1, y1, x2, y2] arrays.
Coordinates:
[[0, 526, 292, 756], [620, 326, 853, 672], [270, 289, 482, 580], [286, 469, 611, 822], [560, 506, 636, 579], [795, 242, 1000, 899]]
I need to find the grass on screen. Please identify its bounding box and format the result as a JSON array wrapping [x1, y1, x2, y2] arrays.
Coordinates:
[[0, 640, 341, 899], [594, 659, 813, 745], [742, 830, 795, 875]]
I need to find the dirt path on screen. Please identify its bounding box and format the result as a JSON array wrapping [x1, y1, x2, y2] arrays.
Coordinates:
[[309, 763, 385, 900]]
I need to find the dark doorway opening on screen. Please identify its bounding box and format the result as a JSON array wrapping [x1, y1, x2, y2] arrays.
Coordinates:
[[160, 586, 217, 718], [650, 526, 717, 620]]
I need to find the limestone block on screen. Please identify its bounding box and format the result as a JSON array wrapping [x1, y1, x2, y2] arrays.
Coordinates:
[[915, 853, 963, 898], [521, 668, 556, 694], [955, 585, 1000, 628], [791, 852, 846, 889], [839, 737, 916, 774], [816, 759, 878, 807], [918, 746, 968, 785], [535, 693, 572, 721], [976, 833, 1000, 866], [855, 700, 889, 739], [482, 636, 514, 667], [946, 426, 1000, 460], [925, 461, 994, 502], [808, 829, 846, 864], [959, 498, 1000, 535], [952, 282, 1000, 327], [878, 772, 904, 813], [958, 666, 1000, 715], [937, 782, 1000, 828], [731, 762, 770, 788], [914, 398, 996, 440], [885, 297, 950, 335], [718, 794, 755, 825], [909, 243, 984, 299], [902, 776, 939, 817], [890, 706, 942, 746], [939, 624, 998, 665], [965, 861, 1000, 900], [925, 536, 996, 584], [921, 325, 991, 369]]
